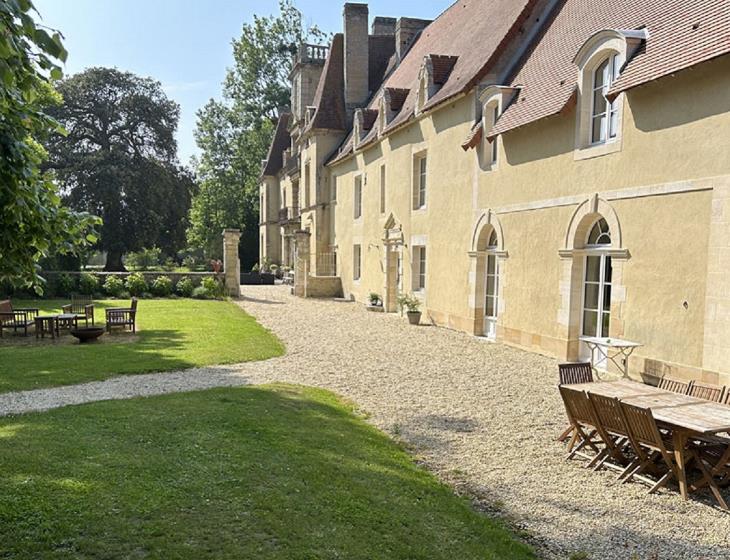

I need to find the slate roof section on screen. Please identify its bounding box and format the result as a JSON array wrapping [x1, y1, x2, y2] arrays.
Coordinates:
[[369, 35, 397, 92], [306, 34, 347, 132], [330, 0, 536, 164], [430, 54, 459, 85], [490, 0, 730, 137], [261, 112, 291, 177]]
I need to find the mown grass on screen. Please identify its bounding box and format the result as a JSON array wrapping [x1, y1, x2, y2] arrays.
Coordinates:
[[0, 385, 536, 559], [0, 299, 283, 393]]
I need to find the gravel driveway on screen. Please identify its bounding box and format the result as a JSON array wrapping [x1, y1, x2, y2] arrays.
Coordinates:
[[1, 284, 729, 559]]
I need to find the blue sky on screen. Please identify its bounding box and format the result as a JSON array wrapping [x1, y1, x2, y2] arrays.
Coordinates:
[[34, 0, 443, 165]]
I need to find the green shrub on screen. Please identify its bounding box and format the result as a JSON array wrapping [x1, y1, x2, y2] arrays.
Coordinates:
[[78, 272, 99, 295], [56, 273, 75, 297], [176, 277, 194, 298], [202, 276, 224, 299], [125, 247, 161, 271], [125, 273, 149, 296], [150, 275, 173, 297], [191, 285, 209, 299], [103, 275, 125, 297]]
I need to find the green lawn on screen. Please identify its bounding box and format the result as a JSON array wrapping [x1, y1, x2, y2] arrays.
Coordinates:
[[0, 299, 283, 393], [0, 385, 535, 559]]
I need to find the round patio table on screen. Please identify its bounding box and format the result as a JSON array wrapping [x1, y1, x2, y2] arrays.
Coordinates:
[[35, 315, 59, 339]]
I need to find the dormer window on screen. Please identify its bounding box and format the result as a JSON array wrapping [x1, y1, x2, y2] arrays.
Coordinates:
[[573, 28, 648, 159], [591, 55, 621, 144], [416, 54, 457, 115]]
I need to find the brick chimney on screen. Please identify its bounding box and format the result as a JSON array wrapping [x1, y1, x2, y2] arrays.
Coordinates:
[[395, 17, 431, 61], [371, 16, 396, 36], [343, 3, 370, 112]]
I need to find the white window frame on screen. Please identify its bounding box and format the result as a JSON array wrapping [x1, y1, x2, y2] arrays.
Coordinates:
[[580, 219, 613, 342], [412, 154, 427, 210], [590, 54, 621, 145], [484, 229, 499, 339], [353, 244, 361, 281], [353, 175, 362, 220], [412, 245, 426, 292]]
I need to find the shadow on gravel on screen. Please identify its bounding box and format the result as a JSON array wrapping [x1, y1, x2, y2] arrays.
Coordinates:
[[239, 295, 286, 305]]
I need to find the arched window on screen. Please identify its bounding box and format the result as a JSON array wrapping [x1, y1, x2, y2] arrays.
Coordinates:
[[591, 55, 621, 144], [484, 228, 500, 339], [587, 217, 611, 245], [582, 218, 612, 340]]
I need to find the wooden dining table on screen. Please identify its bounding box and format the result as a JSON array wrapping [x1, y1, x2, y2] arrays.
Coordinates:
[[562, 379, 730, 501]]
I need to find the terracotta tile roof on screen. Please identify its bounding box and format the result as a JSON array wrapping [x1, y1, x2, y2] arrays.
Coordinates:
[[429, 54, 459, 84], [609, 0, 730, 98], [261, 112, 291, 176], [491, 0, 730, 137], [360, 108, 379, 130], [385, 87, 409, 112], [461, 121, 483, 150], [329, 0, 536, 164], [306, 33, 347, 132]]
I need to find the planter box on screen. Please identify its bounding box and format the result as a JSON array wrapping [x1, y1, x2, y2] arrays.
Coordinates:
[[240, 272, 276, 285]]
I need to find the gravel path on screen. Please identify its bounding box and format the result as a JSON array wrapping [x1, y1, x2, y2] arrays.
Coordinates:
[[1, 284, 729, 559]]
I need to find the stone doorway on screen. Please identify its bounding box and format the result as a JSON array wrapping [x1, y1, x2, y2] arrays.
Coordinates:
[[383, 215, 403, 313]]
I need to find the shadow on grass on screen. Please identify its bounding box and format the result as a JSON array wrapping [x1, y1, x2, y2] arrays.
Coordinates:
[[0, 329, 192, 393], [0, 385, 536, 560]]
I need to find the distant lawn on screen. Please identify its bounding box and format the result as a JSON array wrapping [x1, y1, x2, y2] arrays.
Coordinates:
[[0, 385, 535, 559], [0, 299, 283, 393]]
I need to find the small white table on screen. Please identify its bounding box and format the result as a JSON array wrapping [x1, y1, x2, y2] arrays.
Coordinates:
[[579, 336, 641, 378]]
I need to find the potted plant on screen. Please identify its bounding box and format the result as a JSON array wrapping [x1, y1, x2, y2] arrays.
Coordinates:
[[397, 293, 422, 325], [367, 292, 383, 312]]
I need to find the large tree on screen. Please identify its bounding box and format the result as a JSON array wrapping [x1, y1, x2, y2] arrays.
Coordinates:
[[0, 0, 99, 291], [45, 67, 195, 270], [187, 0, 327, 269]]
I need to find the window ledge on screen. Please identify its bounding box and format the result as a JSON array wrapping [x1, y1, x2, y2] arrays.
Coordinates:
[[574, 138, 622, 161], [559, 247, 630, 259]]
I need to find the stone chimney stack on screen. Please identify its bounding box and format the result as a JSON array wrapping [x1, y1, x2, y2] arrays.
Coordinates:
[[395, 17, 431, 61], [371, 16, 396, 36], [343, 3, 370, 112]]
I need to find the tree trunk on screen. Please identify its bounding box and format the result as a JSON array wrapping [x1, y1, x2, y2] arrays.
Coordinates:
[[104, 248, 127, 272]]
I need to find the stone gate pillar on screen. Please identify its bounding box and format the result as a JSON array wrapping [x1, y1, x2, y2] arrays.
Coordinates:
[[222, 229, 241, 298], [293, 229, 311, 298]]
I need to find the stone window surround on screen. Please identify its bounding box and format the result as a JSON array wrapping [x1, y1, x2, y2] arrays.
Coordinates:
[[410, 234, 428, 297], [467, 210, 508, 337], [478, 86, 512, 172], [411, 143, 428, 212], [353, 172, 364, 221], [572, 29, 648, 161]]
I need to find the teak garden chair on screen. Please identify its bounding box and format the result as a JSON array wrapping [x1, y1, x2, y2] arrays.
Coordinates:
[[105, 298, 138, 333], [618, 402, 679, 493], [586, 393, 632, 474], [690, 440, 730, 510], [657, 377, 691, 395], [687, 381, 725, 403], [558, 386, 602, 462], [557, 362, 594, 442], [0, 300, 39, 337], [62, 295, 95, 326]]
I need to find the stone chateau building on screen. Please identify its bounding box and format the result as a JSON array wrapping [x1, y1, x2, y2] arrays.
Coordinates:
[[259, 0, 730, 384]]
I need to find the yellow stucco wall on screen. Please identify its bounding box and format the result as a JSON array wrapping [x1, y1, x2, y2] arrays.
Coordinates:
[[329, 54, 730, 380]]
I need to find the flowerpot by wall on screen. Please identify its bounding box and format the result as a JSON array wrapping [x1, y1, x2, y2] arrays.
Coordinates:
[[367, 305, 384, 313], [407, 311, 421, 325]]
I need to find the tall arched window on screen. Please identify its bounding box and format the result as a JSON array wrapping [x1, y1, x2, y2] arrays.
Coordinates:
[[582, 218, 612, 339], [484, 229, 500, 339], [591, 55, 621, 144]]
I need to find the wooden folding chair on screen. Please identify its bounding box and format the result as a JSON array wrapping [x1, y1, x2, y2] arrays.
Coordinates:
[[557, 362, 594, 442], [687, 381, 725, 403], [559, 362, 594, 385], [618, 403, 679, 493], [688, 441, 730, 510], [657, 377, 691, 395], [586, 393, 632, 474], [723, 390, 730, 406], [558, 386, 602, 462]]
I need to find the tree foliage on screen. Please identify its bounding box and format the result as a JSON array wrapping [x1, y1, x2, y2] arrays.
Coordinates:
[[45, 67, 195, 270], [187, 0, 327, 268], [0, 0, 100, 291]]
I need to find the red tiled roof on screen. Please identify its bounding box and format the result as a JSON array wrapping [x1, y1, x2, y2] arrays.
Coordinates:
[[461, 121, 483, 150], [330, 0, 536, 164], [385, 87, 409, 112], [261, 112, 291, 176], [491, 0, 730, 137], [306, 34, 347, 132], [430, 54, 459, 84]]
